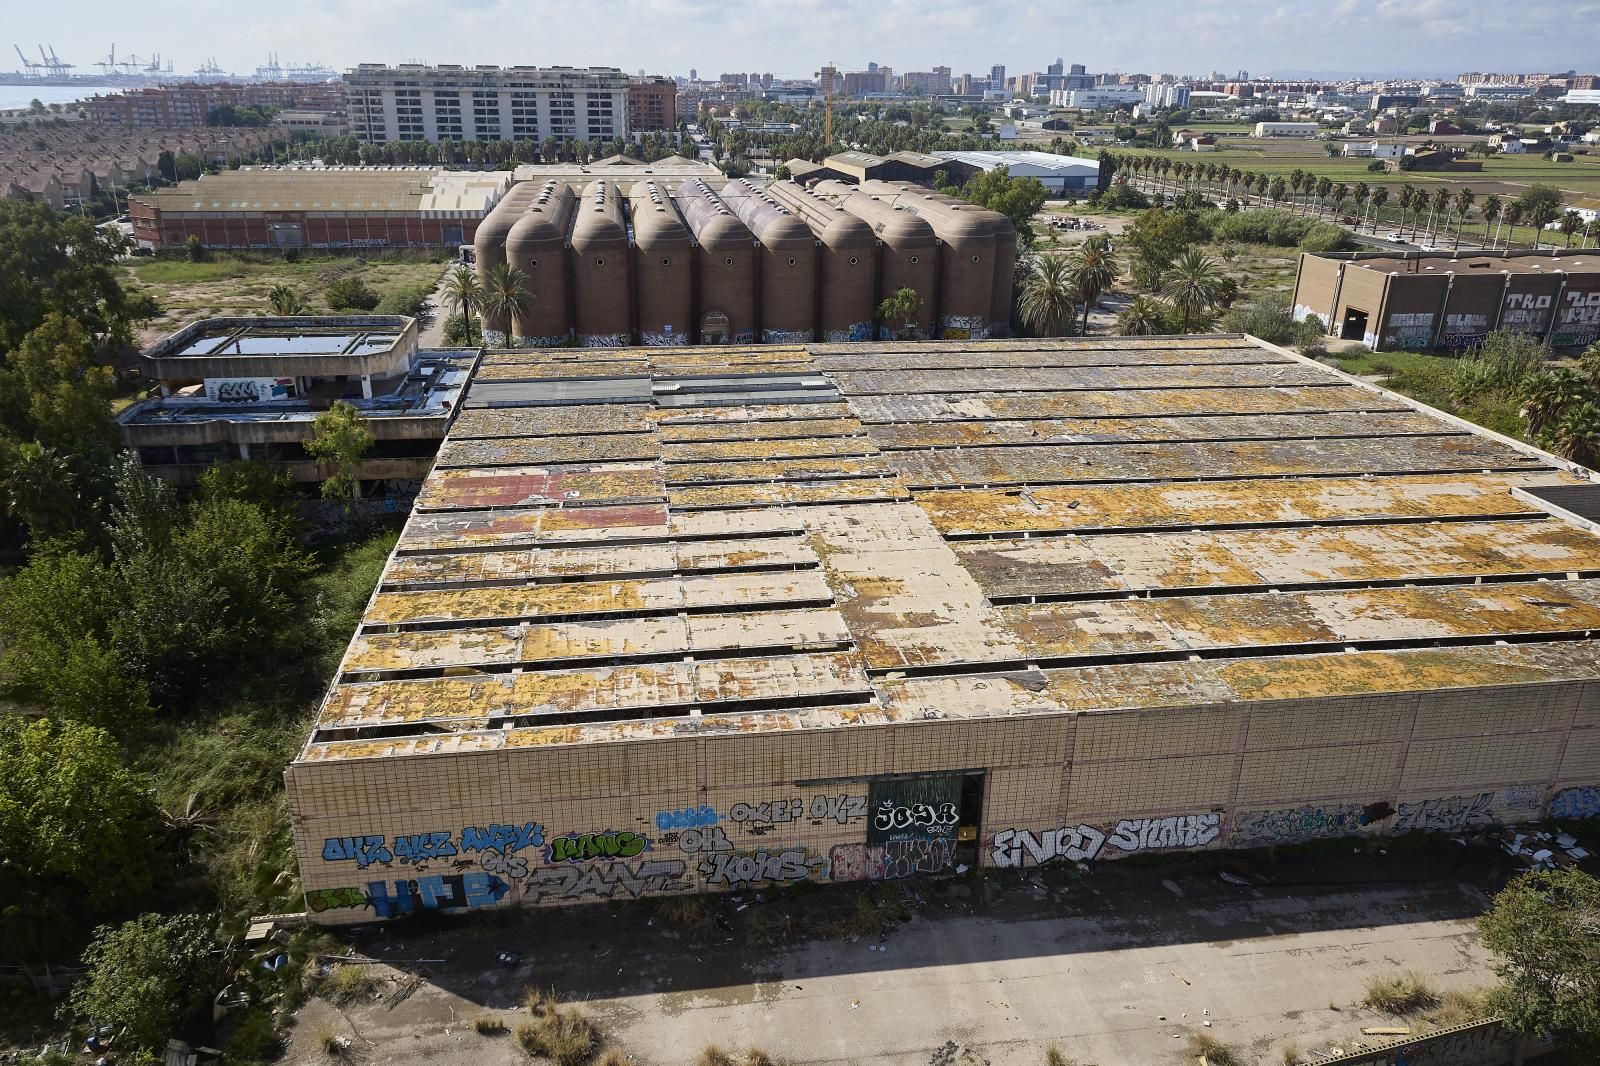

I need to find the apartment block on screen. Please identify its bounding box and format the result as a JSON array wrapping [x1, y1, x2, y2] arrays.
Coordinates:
[[345, 63, 630, 144]]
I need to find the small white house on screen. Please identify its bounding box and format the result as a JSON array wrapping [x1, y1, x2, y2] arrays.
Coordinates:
[[1252, 121, 1319, 138], [1341, 142, 1404, 158]]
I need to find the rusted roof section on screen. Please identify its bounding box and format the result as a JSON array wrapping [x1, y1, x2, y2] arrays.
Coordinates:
[[809, 347, 1293, 371], [416, 464, 665, 511], [916, 472, 1573, 536], [344, 607, 852, 673], [829, 363, 1335, 395], [954, 518, 1600, 599], [399, 503, 671, 552], [473, 361, 650, 381], [663, 436, 877, 461], [451, 405, 653, 438], [663, 455, 892, 484], [846, 386, 1406, 423], [382, 535, 816, 586], [807, 503, 1023, 668], [436, 433, 661, 468], [668, 477, 911, 510], [660, 416, 864, 442], [891, 435, 1539, 489], [877, 640, 1600, 719], [366, 569, 836, 625], [868, 411, 1457, 449], [651, 402, 855, 424], [320, 650, 870, 728], [1003, 578, 1600, 658]]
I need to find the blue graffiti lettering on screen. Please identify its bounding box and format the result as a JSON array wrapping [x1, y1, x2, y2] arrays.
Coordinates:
[[655, 806, 719, 831], [365, 872, 509, 919], [1551, 786, 1600, 820], [322, 835, 393, 868], [460, 821, 545, 855], [392, 831, 458, 864]]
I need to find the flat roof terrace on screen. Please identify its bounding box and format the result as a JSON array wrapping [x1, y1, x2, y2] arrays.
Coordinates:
[[142, 315, 419, 380], [297, 336, 1600, 764]]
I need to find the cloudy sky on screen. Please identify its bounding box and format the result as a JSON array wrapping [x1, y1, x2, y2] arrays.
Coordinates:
[[13, 0, 1600, 81]]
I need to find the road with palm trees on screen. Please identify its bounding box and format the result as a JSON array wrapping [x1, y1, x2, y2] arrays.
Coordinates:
[[417, 262, 467, 347]]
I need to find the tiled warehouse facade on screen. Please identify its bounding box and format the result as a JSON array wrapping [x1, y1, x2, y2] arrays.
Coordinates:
[[287, 337, 1600, 923]]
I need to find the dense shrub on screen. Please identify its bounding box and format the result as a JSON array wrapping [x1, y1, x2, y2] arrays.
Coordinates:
[[324, 275, 380, 312]]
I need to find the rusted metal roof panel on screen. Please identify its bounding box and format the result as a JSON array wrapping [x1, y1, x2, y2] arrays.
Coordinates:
[[474, 361, 651, 381], [668, 477, 910, 510], [451, 405, 653, 438], [1002, 578, 1600, 658], [829, 364, 1334, 395], [436, 434, 661, 467], [890, 435, 1539, 489], [343, 626, 522, 673], [868, 411, 1455, 450], [955, 518, 1600, 599], [846, 386, 1405, 423], [664, 455, 891, 484], [653, 402, 855, 425], [320, 650, 869, 728], [660, 417, 865, 443], [663, 436, 876, 461], [398, 503, 671, 552], [383, 536, 815, 587], [916, 472, 1571, 536], [877, 641, 1600, 718], [417, 464, 665, 510], [365, 568, 836, 625]]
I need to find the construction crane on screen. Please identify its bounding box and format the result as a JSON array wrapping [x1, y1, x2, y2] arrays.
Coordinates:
[[13, 45, 42, 76]]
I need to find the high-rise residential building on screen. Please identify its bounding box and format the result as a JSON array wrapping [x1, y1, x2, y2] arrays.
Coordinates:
[[903, 71, 950, 95], [689, 68, 698, 81], [628, 76, 677, 132], [843, 68, 891, 97], [345, 64, 629, 144], [85, 81, 345, 127], [1048, 58, 1064, 76], [991, 64, 1006, 86]]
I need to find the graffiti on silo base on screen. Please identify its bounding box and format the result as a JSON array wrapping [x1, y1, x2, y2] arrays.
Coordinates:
[[988, 813, 1221, 869], [761, 328, 814, 343], [580, 333, 632, 348], [521, 859, 692, 904], [940, 314, 989, 340], [1231, 803, 1385, 847], [1382, 312, 1434, 349], [1551, 785, 1600, 819]]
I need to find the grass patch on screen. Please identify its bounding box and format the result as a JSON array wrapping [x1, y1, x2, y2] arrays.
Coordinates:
[[517, 988, 598, 1066], [1045, 1044, 1073, 1066], [320, 964, 379, 1005], [1425, 986, 1495, 1027], [1187, 1031, 1242, 1066], [1281, 1042, 1300, 1065], [654, 893, 717, 933], [697, 1048, 738, 1066], [474, 1014, 507, 1035], [1363, 971, 1441, 1015], [317, 1026, 350, 1058], [593, 1048, 630, 1066]]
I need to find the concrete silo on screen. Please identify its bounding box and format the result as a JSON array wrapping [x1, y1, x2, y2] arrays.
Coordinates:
[[878, 181, 1017, 338], [719, 179, 816, 343], [814, 179, 938, 340], [675, 180, 757, 344], [861, 180, 997, 339], [473, 181, 540, 345], [504, 181, 576, 347], [627, 181, 694, 346], [569, 180, 633, 347], [768, 180, 878, 343]]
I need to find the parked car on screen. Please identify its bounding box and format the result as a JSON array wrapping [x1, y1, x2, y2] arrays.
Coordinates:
[[1386, 232, 1407, 242]]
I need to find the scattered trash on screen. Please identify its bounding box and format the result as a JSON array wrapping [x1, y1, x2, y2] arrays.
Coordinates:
[[955, 864, 969, 874], [1171, 971, 1191, 986], [1203, 1020, 1212, 1028], [1363, 1027, 1412, 1036], [1218, 871, 1251, 887], [850, 999, 860, 1010], [495, 951, 523, 968]]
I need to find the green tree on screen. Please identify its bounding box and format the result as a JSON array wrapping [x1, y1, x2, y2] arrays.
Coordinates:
[[956, 165, 1049, 244], [1560, 210, 1584, 247], [1161, 247, 1223, 331], [877, 286, 923, 340], [266, 283, 307, 315], [1068, 238, 1119, 334], [1115, 295, 1171, 335], [483, 261, 532, 345], [0, 199, 137, 356], [1479, 868, 1600, 1059], [443, 266, 485, 345], [0, 718, 160, 963], [305, 399, 375, 501], [0, 548, 152, 733], [325, 275, 380, 312], [67, 913, 216, 1055], [1017, 254, 1078, 337], [1516, 184, 1565, 249]]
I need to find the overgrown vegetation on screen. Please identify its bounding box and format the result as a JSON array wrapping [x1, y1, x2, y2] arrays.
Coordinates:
[[1479, 868, 1600, 1058], [1361, 971, 1441, 1015], [1187, 1031, 1242, 1066], [515, 988, 599, 1066]]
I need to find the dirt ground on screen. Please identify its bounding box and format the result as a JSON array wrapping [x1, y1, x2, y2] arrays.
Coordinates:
[[280, 839, 1529, 1066]]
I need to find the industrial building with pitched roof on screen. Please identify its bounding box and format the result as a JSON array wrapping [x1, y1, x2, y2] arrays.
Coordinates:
[[287, 336, 1600, 922]]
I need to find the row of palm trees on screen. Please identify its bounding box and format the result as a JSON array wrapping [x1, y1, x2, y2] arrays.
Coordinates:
[[441, 264, 532, 345], [1016, 238, 1120, 337], [1102, 152, 1600, 251]]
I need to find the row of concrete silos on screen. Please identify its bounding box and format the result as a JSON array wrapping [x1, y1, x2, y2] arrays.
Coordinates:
[[472, 177, 1015, 347]]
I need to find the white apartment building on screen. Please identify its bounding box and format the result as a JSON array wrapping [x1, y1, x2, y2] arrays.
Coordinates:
[[345, 64, 630, 144], [1144, 83, 1191, 109], [1252, 121, 1320, 137], [1049, 86, 1145, 110]]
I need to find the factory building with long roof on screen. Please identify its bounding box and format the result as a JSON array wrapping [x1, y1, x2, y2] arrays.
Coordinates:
[[288, 335, 1600, 922]]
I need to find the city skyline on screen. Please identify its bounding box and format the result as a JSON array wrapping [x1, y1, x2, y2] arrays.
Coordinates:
[[8, 0, 1599, 83]]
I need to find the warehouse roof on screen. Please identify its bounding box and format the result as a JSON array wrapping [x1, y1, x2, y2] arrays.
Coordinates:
[[296, 336, 1600, 764], [933, 149, 1101, 173], [133, 166, 511, 217]]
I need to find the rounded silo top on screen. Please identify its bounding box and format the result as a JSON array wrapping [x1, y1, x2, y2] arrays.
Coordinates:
[[675, 179, 755, 247], [628, 180, 694, 249], [505, 181, 575, 254], [570, 179, 628, 250]]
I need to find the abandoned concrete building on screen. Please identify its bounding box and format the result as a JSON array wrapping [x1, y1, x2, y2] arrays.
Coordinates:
[[287, 336, 1600, 923]]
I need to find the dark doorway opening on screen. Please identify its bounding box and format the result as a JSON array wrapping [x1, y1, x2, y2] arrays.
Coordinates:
[[1340, 306, 1370, 341], [955, 771, 986, 869]]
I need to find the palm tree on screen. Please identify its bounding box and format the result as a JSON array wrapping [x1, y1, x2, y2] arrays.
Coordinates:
[[1369, 187, 1389, 233], [1481, 194, 1503, 249], [1161, 248, 1222, 332], [1018, 254, 1079, 337], [1115, 295, 1169, 335], [267, 283, 306, 316], [1352, 182, 1370, 229], [1068, 239, 1119, 335], [1397, 185, 1417, 238], [1315, 176, 1334, 217], [482, 261, 532, 345], [1560, 211, 1584, 248], [443, 265, 486, 346], [1504, 202, 1526, 249], [1452, 188, 1475, 250], [1427, 187, 1451, 243], [1268, 176, 1288, 208]]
